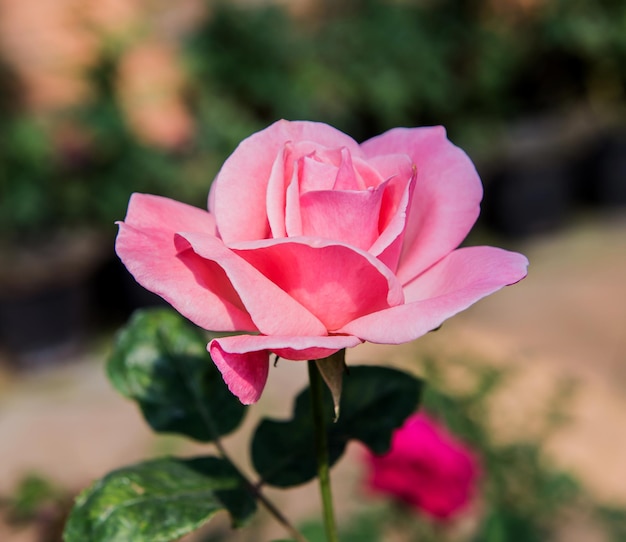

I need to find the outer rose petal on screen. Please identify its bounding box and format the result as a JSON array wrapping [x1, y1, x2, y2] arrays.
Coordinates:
[[209, 340, 269, 405], [230, 237, 404, 331], [123, 192, 217, 233], [362, 126, 483, 284], [115, 194, 255, 331], [209, 334, 362, 404], [211, 119, 363, 244], [176, 232, 327, 336], [340, 246, 528, 343]]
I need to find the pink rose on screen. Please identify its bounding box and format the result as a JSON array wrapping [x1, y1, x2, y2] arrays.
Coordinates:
[[116, 120, 528, 404], [364, 412, 480, 520]]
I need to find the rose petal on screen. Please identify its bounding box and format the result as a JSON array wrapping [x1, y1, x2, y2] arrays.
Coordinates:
[[350, 154, 387, 190], [299, 186, 385, 251], [402, 246, 528, 304], [267, 142, 343, 238], [362, 126, 483, 284], [365, 154, 415, 232], [289, 147, 372, 238], [209, 339, 269, 405], [285, 157, 303, 236], [332, 147, 361, 190], [231, 237, 405, 331], [340, 246, 528, 343], [176, 232, 327, 336], [209, 334, 362, 404], [211, 120, 362, 243], [123, 192, 217, 233], [300, 146, 345, 192], [266, 144, 289, 238], [366, 154, 417, 271], [115, 194, 255, 331]]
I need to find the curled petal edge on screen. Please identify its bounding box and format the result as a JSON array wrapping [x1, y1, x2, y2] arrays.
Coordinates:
[[209, 334, 362, 404], [340, 247, 529, 344]]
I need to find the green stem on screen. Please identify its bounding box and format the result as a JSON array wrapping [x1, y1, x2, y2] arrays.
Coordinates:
[[308, 360, 340, 542]]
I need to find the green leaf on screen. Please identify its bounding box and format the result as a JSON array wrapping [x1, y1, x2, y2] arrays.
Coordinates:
[[63, 456, 257, 542], [107, 308, 246, 442], [252, 365, 422, 487]]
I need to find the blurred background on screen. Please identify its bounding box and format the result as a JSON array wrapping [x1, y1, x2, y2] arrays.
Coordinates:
[[0, 0, 625, 540]]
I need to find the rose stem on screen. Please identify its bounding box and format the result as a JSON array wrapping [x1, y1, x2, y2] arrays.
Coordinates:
[[308, 359, 340, 542]]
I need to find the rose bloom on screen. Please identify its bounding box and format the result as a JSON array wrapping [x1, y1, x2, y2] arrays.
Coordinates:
[[116, 120, 528, 403], [364, 412, 480, 520]]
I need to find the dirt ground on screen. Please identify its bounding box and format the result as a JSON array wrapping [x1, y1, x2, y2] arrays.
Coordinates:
[[1, 211, 625, 541]]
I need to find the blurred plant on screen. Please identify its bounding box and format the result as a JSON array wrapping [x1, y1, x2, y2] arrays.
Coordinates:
[[0, 473, 71, 542], [414, 358, 585, 542], [298, 356, 626, 542], [3, 474, 64, 523], [0, 0, 209, 244], [2, 0, 626, 242], [363, 412, 480, 521], [190, 4, 310, 123], [185, 0, 626, 152]]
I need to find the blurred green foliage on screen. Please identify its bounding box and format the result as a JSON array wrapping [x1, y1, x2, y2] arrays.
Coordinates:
[[1, 0, 625, 241], [420, 358, 582, 542], [299, 356, 626, 542], [189, 0, 626, 142], [2, 474, 64, 524]]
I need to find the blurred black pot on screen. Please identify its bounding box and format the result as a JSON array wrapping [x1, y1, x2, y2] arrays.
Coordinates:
[[576, 127, 626, 207], [0, 230, 107, 368]]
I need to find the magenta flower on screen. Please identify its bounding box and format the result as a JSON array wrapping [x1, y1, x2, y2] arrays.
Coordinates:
[[364, 412, 480, 520], [116, 120, 528, 404]]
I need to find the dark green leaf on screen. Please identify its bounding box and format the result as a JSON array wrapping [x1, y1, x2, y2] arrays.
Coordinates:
[[252, 365, 422, 487], [63, 456, 256, 542], [107, 308, 246, 442]]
